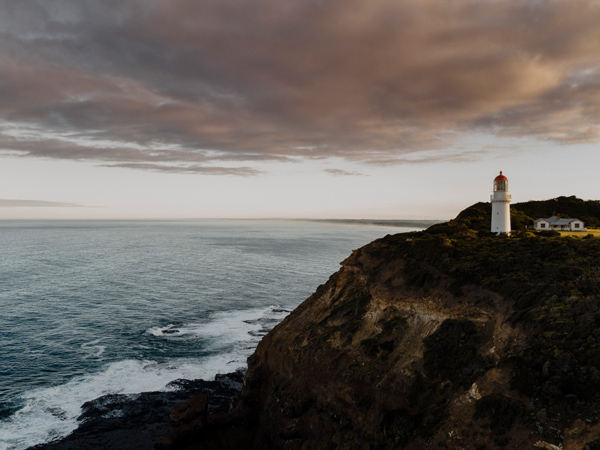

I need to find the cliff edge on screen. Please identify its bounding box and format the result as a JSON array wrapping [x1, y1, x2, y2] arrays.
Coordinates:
[[160, 198, 600, 450]]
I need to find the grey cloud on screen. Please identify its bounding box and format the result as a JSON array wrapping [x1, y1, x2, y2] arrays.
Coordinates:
[[102, 163, 262, 176], [362, 149, 488, 166], [324, 169, 365, 176], [0, 199, 83, 207], [1, 0, 600, 173]]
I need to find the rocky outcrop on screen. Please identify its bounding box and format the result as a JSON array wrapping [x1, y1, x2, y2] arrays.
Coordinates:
[[28, 371, 244, 450]]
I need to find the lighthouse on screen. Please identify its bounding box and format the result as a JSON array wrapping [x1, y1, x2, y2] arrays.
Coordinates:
[[491, 171, 511, 235]]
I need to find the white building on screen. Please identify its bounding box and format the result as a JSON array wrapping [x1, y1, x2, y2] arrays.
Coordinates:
[[491, 171, 511, 235], [534, 217, 587, 232]]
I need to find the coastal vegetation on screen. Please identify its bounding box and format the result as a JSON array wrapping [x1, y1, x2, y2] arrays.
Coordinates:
[[444, 195, 600, 233], [376, 196, 600, 431]]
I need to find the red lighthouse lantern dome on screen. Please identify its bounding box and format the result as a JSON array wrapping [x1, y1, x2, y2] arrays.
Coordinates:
[[494, 171, 508, 182], [493, 171, 508, 191]]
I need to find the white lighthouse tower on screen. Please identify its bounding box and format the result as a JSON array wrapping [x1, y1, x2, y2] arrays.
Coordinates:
[[491, 171, 511, 235]]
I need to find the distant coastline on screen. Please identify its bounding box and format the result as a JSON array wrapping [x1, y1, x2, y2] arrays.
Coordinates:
[[306, 218, 445, 228]]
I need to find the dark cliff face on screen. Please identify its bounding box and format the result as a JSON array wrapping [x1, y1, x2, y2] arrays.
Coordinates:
[[234, 238, 527, 450], [164, 201, 600, 450]]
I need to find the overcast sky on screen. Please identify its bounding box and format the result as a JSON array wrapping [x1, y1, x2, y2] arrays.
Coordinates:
[[1, 0, 600, 219]]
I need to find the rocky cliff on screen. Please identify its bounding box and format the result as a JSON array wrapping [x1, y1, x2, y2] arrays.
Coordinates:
[[161, 199, 600, 450]]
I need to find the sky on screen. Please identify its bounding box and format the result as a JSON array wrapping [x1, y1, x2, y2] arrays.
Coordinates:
[[1, 0, 600, 220]]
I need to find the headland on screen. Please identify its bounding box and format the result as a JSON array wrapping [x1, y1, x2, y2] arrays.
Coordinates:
[[158, 196, 600, 450]]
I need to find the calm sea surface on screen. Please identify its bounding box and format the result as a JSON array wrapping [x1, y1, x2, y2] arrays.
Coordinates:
[[0, 220, 417, 450]]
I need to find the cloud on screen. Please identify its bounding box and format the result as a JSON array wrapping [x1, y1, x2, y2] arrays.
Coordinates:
[[0, 199, 84, 208], [324, 169, 365, 177], [1, 0, 600, 173], [363, 149, 491, 166], [102, 163, 262, 176]]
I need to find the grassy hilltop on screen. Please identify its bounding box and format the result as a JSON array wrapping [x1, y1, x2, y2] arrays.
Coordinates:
[[435, 195, 600, 235]]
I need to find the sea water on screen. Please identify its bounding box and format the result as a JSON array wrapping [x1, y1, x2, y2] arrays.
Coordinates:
[[0, 220, 416, 450]]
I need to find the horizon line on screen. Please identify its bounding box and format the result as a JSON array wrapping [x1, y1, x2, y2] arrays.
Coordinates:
[[0, 217, 446, 225]]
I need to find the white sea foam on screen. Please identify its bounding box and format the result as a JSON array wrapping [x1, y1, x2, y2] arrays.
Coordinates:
[[146, 306, 289, 348], [80, 339, 106, 360], [0, 306, 290, 450]]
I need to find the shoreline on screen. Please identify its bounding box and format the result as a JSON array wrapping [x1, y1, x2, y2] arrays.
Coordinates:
[[26, 371, 245, 450]]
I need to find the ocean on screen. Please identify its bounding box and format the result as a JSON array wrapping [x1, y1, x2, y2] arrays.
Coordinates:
[[0, 220, 418, 450]]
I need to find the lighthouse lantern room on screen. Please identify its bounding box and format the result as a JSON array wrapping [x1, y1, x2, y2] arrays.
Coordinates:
[[491, 171, 511, 235]]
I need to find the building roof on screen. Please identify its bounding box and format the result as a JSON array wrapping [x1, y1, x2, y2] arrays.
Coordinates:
[[494, 171, 507, 181], [535, 216, 583, 225]]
